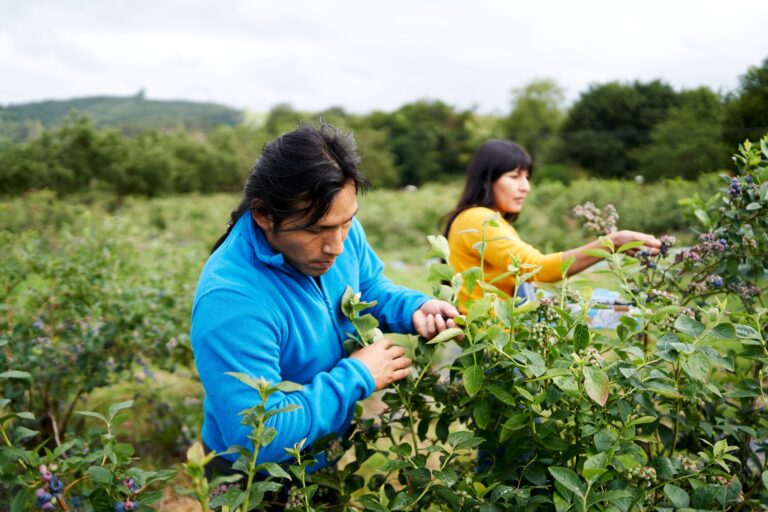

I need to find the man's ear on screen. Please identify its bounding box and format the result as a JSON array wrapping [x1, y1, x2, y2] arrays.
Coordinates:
[[251, 210, 273, 231]]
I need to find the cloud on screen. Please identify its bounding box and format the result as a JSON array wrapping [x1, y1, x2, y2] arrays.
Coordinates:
[[2, 0, 768, 112]]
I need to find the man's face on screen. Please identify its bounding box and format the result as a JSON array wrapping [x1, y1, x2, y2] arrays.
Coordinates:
[[254, 181, 358, 277]]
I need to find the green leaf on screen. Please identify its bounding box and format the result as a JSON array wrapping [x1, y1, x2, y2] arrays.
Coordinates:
[[499, 413, 527, 443], [466, 297, 492, 324], [485, 383, 516, 405], [428, 263, 455, 283], [427, 327, 464, 344], [226, 372, 266, 390], [674, 315, 705, 338], [664, 483, 690, 508], [734, 323, 762, 341], [617, 240, 644, 253], [594, 430, 618, 452], [762, 470, 768, 491], [256, 462, 290, 479], [549, 467, 585, 497], [88, 465, 113, 486], [274, 380, 304, 392], [426, 235, 451, 261], [573, 322, 590, 349], [521, 349, 546, 377], [583, 367, 609, 406], [681, 352, 711, 382], [582, 452, 608, 483], [709, 323, 736, 340], [583, 249, 612, 259], [357, 495, 390, 512], [473, 400, 491, 429], [0, 370, 31, 380], [13, 426, 37, 443], [462, 365, 484, 397], [746, 201, 761, 210], [108, 400, 134, 422]]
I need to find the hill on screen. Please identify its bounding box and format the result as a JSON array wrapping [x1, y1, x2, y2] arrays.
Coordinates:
[[0, 92, 243, 142]]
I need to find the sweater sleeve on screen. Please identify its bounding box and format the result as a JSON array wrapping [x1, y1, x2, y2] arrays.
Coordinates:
[[191, 288, 374, 464], [450, 208, 563, 283], [352, 219, 430, 333]]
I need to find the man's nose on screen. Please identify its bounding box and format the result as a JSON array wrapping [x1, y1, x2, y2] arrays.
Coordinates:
[[323, 229, 344, 256]]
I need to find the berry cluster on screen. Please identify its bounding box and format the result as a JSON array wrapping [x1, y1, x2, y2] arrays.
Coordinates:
[[571, 202, 618, 235], [530, 323, 557, 349], [673, 454, 699, 473], [35, 465, 64, 510], [730, 282, 761, 300], [675, 233, 728, 265], [285, 486, 304, 511], [114, 500, 139, 512], [647, 289, 678, 304], [536, 298, 559, 324], [627, 466, 657, 488], [114, 478, 140, 511], [658, 235, 676, 257], [578, 347, 604, 366], [706, 275, 724, 289], [728, 177, 742, 200], [324, 438, 345, 463]]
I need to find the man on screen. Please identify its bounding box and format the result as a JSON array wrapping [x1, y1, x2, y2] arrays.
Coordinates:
[[191, 124, 459, 473]]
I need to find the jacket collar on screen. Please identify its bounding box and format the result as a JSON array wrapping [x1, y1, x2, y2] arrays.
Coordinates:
[[237, 213, 288, 270]]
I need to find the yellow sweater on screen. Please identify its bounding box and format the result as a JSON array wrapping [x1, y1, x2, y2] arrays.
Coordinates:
[[447, 207, 563, 310]]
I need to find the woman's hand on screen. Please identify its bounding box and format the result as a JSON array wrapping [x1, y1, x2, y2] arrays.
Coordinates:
[[412, 300, 461, 340], [350, 338, 412, 390], [608, 230, 662, 255]]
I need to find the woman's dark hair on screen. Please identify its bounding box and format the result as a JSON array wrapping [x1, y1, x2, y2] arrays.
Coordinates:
[[442, 139, 532, 235], [212, 123, 370, 252]]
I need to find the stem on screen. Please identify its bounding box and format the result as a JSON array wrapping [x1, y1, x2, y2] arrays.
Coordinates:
[[242, 422, 263, 512], [668, 363, 682, 457]]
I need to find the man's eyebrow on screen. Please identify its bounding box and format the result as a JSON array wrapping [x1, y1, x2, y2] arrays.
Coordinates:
[[314, 207, 359, 228]]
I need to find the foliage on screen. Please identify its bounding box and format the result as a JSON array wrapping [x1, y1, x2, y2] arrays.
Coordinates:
[[316, 135, 768, 511], [368, 100, 474, 186], [0, 116, 258, 196], [635, 87, 730, 181], [0, 197, 193, 450], [502, 78, 566, 165], [558, 80, 679, 178], [0, 386, 176, 511], [724, 57, 768, 147]]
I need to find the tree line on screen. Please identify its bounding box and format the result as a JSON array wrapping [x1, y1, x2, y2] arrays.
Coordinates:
[[1, 57, 766, 197]]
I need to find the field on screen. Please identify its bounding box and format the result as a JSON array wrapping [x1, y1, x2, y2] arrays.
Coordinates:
[[2, 157, 768, 511]]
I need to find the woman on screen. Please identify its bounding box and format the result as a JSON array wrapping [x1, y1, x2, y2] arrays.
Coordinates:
[[444, 139, 660, 310]]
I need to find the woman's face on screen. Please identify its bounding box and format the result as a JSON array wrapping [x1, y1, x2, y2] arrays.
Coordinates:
[[492, 168, 531, 214]]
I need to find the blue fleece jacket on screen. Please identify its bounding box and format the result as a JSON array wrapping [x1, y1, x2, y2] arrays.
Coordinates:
[[191, 213, 429, 464]]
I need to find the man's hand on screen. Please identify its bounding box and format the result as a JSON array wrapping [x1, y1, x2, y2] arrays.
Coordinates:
[[412, 299, 460, 340], [350, 338, 411, 391]]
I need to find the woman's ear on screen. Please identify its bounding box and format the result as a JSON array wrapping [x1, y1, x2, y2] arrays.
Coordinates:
[[251, 210, 273, 231]]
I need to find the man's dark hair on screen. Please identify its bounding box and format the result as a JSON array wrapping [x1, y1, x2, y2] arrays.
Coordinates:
[[442, 139, 533, 235], [212, 123, 370, 252]]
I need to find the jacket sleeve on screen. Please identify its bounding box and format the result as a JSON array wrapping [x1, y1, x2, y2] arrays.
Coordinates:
[[351, 219, 430, 333], [453, 208, 563, 283], [191, 288, 375, 464]]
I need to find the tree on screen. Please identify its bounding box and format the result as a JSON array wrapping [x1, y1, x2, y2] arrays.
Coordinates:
[[723, 56, 768, 146], [558, 80, 679, 178], [635, 87, 729, 180], [502, 78, 565, 164], [368, 100, 473, 186]]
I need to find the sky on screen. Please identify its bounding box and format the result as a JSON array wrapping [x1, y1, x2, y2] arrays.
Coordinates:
[[2, 0, 768, 114]]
